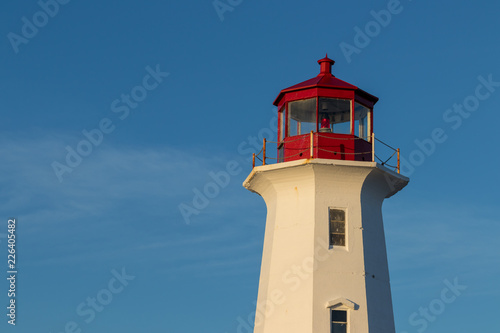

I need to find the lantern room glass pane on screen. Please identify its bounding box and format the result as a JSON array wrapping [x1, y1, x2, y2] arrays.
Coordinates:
[[355, 102, 370, 140], [288, 98, 317, 136], [319, 98, 351, 135], [279, 105, 285, 142], [278, 106, 285, 162]]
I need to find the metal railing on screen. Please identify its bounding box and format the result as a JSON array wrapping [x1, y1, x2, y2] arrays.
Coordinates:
[[252, 131, 401, 174]]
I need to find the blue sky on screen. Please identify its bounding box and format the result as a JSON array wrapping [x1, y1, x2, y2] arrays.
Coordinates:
[[1, 0, 499, 332]]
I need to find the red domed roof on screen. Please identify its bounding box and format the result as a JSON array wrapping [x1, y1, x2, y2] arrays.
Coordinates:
[[273, 55, 378, 106]]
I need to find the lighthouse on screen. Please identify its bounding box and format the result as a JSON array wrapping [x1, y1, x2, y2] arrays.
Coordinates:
[[243, 56, 409, 333]]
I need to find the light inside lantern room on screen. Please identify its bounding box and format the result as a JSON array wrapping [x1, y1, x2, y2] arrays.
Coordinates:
[[318, 98, 351, 135], [320, 113, 331, 132]]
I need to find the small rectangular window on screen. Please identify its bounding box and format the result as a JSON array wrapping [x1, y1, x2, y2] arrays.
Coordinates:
[[331, 310, 347, 333], [329, 209, 346, 247]]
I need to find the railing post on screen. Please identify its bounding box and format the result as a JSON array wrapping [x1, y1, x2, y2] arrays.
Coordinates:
[[252, 153, 256, 168], [310, 131, 314, 159], [263, 138, 267, 166], [397, 148, 401, 174], [371, 132, 375, 162]]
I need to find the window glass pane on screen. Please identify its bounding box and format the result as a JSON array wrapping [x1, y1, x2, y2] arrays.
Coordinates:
[[332, 310, 347, 322], [288, 98, 317, 135], [354, 102, 370, 140], [331, 323, 347, 333], [330, 209, 345, 222], [330, 234, 345, 246], [279, 106, 285, 141], [330, 221, 345, 234], [319, 98, 351, 134], [290, 117, 298, 136], [278, 107, 284, 162]]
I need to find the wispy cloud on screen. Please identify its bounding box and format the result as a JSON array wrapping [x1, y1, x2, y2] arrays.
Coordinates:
[[0, 133, 227, 220], [0, 132, 261, 280]]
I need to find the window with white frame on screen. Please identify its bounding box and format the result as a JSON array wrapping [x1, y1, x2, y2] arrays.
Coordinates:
[[327, 298, 356, 333], [329, 208, 346, 247], [331, 309, 347, 333]]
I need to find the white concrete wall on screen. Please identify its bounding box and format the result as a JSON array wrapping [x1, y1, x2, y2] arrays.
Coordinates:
[[243, 159, 408, 333]]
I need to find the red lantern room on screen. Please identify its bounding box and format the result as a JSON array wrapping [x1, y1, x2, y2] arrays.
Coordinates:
[[273, 55, 378, 163]]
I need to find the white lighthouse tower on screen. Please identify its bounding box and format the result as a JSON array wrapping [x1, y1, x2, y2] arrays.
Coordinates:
[[243, 56, 409, 333]]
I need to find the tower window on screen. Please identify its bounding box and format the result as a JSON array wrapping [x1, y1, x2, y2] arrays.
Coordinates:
[[329, 208, 346, 246], [331, 310, 347, 333]]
